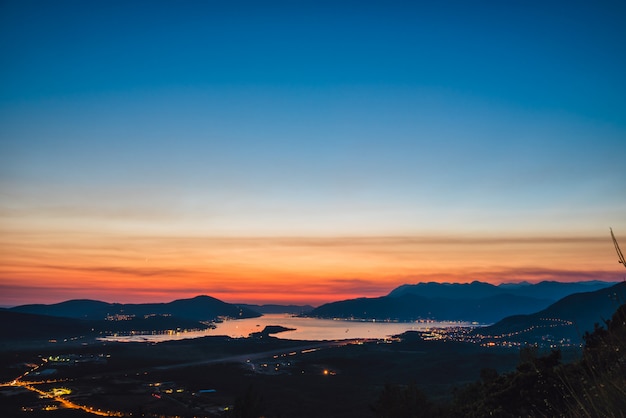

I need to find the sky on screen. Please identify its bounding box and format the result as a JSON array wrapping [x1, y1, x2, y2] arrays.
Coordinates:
[[1, 0, 625, 306]]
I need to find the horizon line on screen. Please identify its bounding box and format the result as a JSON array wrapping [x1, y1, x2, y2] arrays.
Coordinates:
[[3, 278, 622, 308]]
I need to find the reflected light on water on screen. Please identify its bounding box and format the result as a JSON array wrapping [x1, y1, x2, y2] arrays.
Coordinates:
[[98, 314, 472, 343]]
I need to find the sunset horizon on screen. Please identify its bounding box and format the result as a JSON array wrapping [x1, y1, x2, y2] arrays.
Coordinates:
[[3, 275, 623, 309], [2, 1, 625, 310], [3, 2, 625, 416], [2, 230, 624, 307]]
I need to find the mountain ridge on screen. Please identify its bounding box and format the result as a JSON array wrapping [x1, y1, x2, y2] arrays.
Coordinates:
[[473, 281, 626, 344], [388, 280, 618, 300], [310, 280, 618, 323], [9, 295, 261, 321]]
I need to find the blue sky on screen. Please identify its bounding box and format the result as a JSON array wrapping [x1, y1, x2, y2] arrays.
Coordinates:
[[1, 1, 625, 304]]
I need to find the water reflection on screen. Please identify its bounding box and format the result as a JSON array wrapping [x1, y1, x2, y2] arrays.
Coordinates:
[[99, 314, 471, 343]]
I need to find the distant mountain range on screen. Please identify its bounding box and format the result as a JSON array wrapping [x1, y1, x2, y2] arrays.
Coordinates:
[[9, 295, 261, 321], [309, 281, 618, 324], [388, 280, 616, 301], [2, 297, 313, 344], [4, 281, 623, 347], [2, 295, 262, 345], [473, 281, 626, 344]]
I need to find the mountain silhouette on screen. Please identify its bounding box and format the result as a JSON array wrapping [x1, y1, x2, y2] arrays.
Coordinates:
[[0, 309, 94, 341], [309, 293, 552, 323], [0, 309, 211, 345], [388, 280, 616, 301], [310, 280, 618, 323], [388, 281, 503, 299], [10, 295, 260, 321], [473, 281, 626, 343]]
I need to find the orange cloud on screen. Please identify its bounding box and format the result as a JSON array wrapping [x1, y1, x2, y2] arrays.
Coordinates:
[[1, 232, 622, 306]]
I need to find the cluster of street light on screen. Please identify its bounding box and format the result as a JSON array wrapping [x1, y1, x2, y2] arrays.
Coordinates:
[[416, 317, 579, 348], [1, 359, 125, 417]]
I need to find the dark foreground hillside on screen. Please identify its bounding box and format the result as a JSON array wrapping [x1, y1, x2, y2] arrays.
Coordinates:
[[472, 281, 626, 345], [2, 301, 623, 417], [371, 302, 626, 418], [0, 329, 520, 417]]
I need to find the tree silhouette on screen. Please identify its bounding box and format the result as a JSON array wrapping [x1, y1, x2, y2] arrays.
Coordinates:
[[227, 385, 265, 418], [371, 383, 444, 418]]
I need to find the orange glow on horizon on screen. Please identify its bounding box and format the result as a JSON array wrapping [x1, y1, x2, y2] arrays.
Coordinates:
[[1, 230, 623, 307]]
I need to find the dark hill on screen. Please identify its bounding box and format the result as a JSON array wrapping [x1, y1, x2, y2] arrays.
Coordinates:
[[10, 295, 261, 321], [0, 309, 95, 340], [121, 295, 261, 321], [502, 280, 618, 301], [309, 293, 552, 323], [310, 280, 617, 324], [388, 281, 503, 299], [473, 281, 626, 344], [310, 295, 428, 320], [388, 280, 616, 301], [0, 309, 212, 345], [9, 299, 113, 320]]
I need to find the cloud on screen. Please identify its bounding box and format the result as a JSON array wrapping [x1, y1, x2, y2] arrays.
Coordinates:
[[2, 230, 622, 306], [29, 264, 199, 278], [324, 278, 395, 294]]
